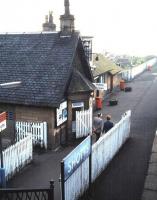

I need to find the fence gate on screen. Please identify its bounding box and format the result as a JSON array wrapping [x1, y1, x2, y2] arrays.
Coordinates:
[[76, 108, 92, 138], [0, 180, 54, 200], [2, 134, 33, 181], [16, 121, 47, 149]]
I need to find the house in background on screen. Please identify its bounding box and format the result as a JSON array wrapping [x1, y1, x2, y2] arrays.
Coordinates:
[[115, 57, 132, 68], [0, 0, 94, 149], [92, 54, 123, 104], [42, 11, 56, 32]]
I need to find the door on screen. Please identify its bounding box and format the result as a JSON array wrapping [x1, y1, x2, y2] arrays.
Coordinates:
[[72, 107, 82, 132]]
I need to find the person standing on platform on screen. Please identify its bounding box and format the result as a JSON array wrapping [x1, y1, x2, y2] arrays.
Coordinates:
[[103, 115, 114, 133], [93, 113, 103, 141]]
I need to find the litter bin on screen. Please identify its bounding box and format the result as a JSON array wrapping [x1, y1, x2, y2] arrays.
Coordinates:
[[120, 80, 125, 90], [96, 97, 102, 109], [109, 99, 118, 106], [125, 87, 132, 92]]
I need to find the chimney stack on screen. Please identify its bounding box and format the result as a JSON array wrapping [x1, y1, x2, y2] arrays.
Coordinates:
[[42, 11, 56, 32], [60, 0, 75, 34]]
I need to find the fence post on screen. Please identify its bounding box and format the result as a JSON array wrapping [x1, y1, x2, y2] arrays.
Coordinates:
[[43, 122, 47, 149], [88, 135, 92, 198], [49, 180, 54, 200], [0, 133, 4, 169], [61, 161, 65, 200]]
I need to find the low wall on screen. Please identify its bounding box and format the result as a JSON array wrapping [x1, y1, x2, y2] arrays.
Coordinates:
[[122, 58, 157, 81]]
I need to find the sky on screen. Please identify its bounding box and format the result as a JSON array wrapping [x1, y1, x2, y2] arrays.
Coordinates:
[[0, 0, 157, 56]]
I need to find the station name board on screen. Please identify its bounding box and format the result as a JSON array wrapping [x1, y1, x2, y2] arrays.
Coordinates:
[[63, 136, 91, 181], [93, 83, 107, 90]]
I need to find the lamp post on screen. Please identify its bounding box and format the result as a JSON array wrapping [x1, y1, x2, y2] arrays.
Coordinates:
[[0, 81, 21, 169]]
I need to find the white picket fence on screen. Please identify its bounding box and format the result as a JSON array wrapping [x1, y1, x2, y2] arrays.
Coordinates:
[[76, 108, 92, 138], [122, 58, 157, 81], [63, 158, 90, 200], [1, 134, 33, 180], [61, 110, 131, 200], [92, 110, 131, 182], [16, 121, 47, 149]]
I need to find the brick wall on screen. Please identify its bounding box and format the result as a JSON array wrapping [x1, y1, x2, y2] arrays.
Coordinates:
[[15, 105, 57, 149], [0, 104, 64, 149]]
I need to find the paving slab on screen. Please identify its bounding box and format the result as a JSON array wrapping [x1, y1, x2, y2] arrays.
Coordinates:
[[144, 174, 157, 191], [152, 134, 157, 153], [142, 134, 157, 200], [148, 163, 157, 175], [149, 153, 157, 163], [142, 189, 157, 200]]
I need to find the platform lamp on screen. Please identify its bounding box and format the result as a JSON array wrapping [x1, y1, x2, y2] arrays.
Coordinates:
[[0, 81, 21, 169]]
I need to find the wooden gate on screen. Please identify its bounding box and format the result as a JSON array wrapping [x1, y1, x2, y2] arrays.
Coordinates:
[[1, 134, 33, 181], [76, 108, 92, 138], [16, 121, 47, 149]]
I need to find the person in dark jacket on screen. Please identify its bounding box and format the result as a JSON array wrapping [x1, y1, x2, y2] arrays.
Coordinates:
[[103, 115, 114, 133]]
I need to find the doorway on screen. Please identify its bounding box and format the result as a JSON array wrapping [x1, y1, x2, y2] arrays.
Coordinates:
[[71, 102, 84, 133]]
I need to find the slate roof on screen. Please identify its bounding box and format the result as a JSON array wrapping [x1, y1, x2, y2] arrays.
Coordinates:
[[0, 32, 90, 107], [68, 69, 95, 94], [92, 54, 123, 77], [115, 58, 132, 68]]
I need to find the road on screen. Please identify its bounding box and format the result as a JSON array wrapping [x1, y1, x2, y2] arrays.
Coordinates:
[[91, 66, 157, 200]]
